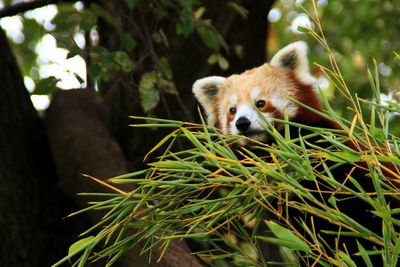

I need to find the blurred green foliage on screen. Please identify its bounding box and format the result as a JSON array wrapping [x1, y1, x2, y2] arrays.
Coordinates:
[[0, 0, 398, 118], [269, 0, 400, 112], [1, 0, 230, 113]]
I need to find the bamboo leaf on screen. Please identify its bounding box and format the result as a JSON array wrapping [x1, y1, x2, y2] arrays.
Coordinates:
[[68, 236, 95, 257], [264, 221, 311, 252], [323, 151, 361, 163], [356, 241, 373, 267], [338, 251, 357, 267]]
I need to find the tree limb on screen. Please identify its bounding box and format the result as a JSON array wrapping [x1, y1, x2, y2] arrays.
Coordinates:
[[45, 90, 204, 267], [0, 0, 95, 18]]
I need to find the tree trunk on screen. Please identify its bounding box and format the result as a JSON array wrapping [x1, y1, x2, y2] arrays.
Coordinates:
[[0, 28, 82, 266]]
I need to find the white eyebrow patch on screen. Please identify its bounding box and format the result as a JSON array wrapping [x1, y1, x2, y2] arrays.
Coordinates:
[[270, 95, 288, 110], [250, 87, 261, 100], [270, 94, 298, 117], [230, 95, 238, 105]]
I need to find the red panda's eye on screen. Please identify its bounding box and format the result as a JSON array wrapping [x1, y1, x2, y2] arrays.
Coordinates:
[[256, 100, 266, 108], [229, 107, 236, 115]]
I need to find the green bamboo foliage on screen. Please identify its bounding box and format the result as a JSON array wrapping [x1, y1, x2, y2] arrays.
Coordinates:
[[53, 84, 400, 266]]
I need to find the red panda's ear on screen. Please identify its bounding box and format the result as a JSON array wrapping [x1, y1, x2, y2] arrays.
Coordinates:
[[270, 41, 316, 85], [192, 76, 226, 125]]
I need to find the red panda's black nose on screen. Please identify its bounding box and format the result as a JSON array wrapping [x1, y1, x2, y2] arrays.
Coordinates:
[[236, 117, 251, 132]]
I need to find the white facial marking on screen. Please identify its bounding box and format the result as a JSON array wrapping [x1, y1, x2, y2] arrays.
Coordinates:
[[270, 94, 298, 118], [192, 76, 226, 125], [226, 93, 299, 146], [230, 95, 238, 105], [270, 95, 288, 110], [250, 87, 261, 100], [236, 105, 254, 120], [230, 104, 271, 135]]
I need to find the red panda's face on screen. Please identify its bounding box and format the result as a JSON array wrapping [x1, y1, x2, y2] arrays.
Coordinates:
[[218, 65, 300, 142], [193, 42, 321, 145]]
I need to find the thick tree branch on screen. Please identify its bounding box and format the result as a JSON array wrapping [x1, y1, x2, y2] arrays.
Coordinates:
[[45, 90, 204, 267], [0, 0, 95, 18]]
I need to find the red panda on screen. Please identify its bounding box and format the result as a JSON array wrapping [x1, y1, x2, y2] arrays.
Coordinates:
[[192, 42, 398, 266], [192, 41, 340, 145]]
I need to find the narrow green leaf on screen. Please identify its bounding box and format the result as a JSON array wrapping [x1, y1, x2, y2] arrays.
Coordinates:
[[68, 236, 95, 256], [227, 2, 248, 18], [264, 220, 311, 252], [356, 241, 373, 267], [207, 53, 218, 65], [181, 127, 210, 155], [371, 127, 386, 141], [197, 25, 219, 50], [338, 251, 357, 267], [323, 151, 362, 163], [217, 54, 229, 70], [391, 236, 400, 266], [176, 13, 194, 37]]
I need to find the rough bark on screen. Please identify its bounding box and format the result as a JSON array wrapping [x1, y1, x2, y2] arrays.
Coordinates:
[[45, 90, 204, 267], [0, 28, 81, 266], [45, 90, 129, 202]]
